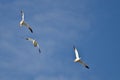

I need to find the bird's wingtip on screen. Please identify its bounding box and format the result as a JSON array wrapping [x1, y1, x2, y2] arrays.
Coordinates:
[[85, 65, 90, 69], [38, 49, 41, 54], [21, 10, 23, 13], [25, 38, 29, 40], [28, 27, 33, 33], [73, 45, 76, 49]]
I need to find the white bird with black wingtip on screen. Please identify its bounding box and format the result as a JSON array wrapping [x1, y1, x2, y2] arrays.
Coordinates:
[[20, 10, 33, 33], [26, 38, 41, 53], [73, 46, 89, 69]]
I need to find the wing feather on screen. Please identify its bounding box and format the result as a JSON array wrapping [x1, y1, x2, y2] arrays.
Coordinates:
[[26, 38, 34, 42], [79, 60, 89, 69], [73, 46, 80, 59], [21, 10, 24, 21], [23, 22, 33, 33]]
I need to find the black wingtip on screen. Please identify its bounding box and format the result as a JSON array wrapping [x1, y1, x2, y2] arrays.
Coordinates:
[[28, 27, 33, 33], [25, 38, 29, 40], [73, 45, 76, 49], [85, 65, 90, 69], [38, 49, 41, 54], [21, 10, 23, 13]]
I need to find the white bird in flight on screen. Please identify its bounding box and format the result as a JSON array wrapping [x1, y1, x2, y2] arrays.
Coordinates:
[[73, 46, 89, 69], [20, 10, 33, 33], [26, 38, 41, 53]]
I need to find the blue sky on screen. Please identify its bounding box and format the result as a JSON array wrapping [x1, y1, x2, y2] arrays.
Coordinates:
[[0, 0, 120, 80]]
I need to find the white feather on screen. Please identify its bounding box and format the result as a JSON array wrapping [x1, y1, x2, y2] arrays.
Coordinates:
[[74, 47, 80, 59], [21, 10, 24, 21]]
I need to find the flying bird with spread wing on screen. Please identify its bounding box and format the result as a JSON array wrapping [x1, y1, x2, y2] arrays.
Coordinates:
[[73, 46, 89, 69], [26, 38, 41, 53], [20, 10, 33, 33]]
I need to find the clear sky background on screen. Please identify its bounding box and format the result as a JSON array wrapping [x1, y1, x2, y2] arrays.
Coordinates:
[[0, 0, 120, 80]]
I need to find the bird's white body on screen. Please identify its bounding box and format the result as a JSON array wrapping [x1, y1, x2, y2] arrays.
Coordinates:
[[74, 58, 81, 62], [32, 40, 38, 47], [73, 46, 89, 69], [20, 20, 24, 26]]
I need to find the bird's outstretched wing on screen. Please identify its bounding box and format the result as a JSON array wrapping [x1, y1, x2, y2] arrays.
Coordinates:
[[73, 46, 80, 59], [21, 10, 24, 21], [37, 43, 41, 53], [79, 60, 90, 69], [22, 22, 33, 33], [26, 37, 33, 41]]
